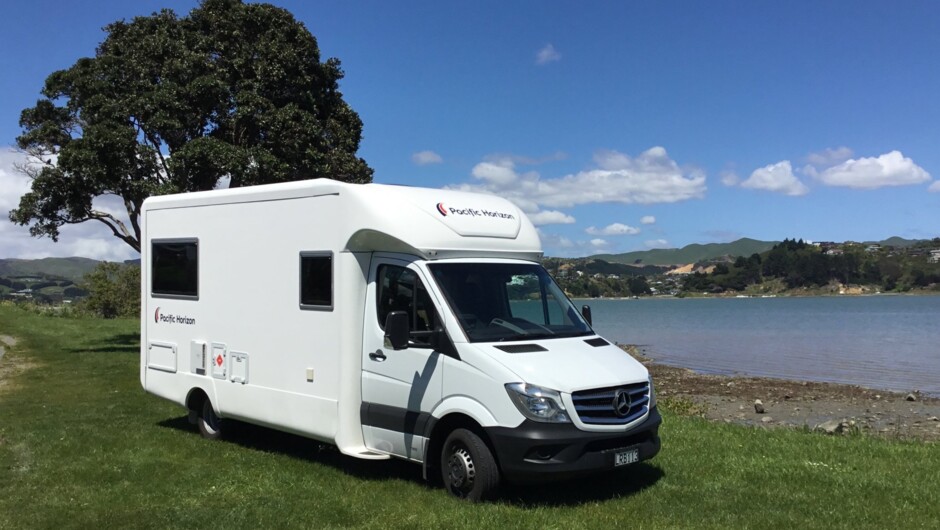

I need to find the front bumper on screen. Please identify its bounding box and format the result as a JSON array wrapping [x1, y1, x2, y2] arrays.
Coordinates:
[[484, 406, 661, 484]]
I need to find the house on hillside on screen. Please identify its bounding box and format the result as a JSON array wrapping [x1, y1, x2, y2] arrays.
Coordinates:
[[929, 250, 940, 264]]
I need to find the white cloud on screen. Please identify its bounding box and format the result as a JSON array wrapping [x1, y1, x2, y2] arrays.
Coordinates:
[[720, 170, 740, 186], [742, 161, 809, 196], [815, 151, 930, 190], [640, 215, 656, 225], [585, 223, 640, 236], [536, 43, 561, 65], [593, 149, 634, 170], [471, 160, 523, 187], [645, 239, 671, 249], [412, 150, 443, 166], [0, 150, 33, 213], [590, 238, 608, 247], [454, 147, 706, 212], [527, 210, 575, 226], [806, 146, 853, 168], [928, 180, 940, 193], [0, 147, 138, 261]]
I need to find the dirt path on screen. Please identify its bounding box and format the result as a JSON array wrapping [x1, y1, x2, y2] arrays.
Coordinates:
[[623, 345, 940, 442], [0, 335, 16, 362]]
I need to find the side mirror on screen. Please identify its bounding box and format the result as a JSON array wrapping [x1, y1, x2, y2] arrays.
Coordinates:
[[581, 305, 593, 326], [427, 326, 457, 357], [384, 311, 409, 350]]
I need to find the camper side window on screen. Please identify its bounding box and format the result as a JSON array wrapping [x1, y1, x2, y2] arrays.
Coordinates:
[[377, 265, 439, 348], [152, 239, 198, 299], [300, 252, 333, 310]]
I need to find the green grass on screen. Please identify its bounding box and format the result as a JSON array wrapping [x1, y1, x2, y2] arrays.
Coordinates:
[[1, 304, 938, 529]]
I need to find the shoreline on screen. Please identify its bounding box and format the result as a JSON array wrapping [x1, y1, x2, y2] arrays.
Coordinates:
[[622, 345, 940, 441]]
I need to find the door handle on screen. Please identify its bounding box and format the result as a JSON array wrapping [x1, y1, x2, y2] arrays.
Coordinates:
[[369, 350, 387, 362]]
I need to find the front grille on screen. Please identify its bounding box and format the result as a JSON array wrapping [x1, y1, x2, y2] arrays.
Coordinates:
[[571, 382, 649, 425]]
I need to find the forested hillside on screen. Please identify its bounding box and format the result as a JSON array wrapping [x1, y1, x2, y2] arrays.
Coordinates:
[[682, 238, 940, 294]]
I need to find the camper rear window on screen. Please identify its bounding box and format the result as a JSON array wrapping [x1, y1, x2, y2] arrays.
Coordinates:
[[152, 239, 198, 299], [300, 252, 332, 310]]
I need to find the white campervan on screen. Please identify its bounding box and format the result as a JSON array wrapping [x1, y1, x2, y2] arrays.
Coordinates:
[[140, 179, 660, 501]]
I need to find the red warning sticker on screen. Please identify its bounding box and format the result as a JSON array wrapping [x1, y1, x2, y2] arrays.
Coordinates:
[[216, 354, 224, 367]]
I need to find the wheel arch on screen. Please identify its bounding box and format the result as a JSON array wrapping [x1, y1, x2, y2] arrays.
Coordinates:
[[424, 412, 501, 484], [184, 386, 213, 424]]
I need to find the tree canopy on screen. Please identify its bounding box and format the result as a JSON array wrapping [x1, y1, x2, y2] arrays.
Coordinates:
[[11, 0, 373, 252]]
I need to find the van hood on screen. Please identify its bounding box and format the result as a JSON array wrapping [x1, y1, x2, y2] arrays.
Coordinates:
[[472, 336, 649, 394]]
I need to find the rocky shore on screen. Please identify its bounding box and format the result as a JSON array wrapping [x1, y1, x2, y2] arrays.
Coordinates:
[[623, 345, 940, 442]]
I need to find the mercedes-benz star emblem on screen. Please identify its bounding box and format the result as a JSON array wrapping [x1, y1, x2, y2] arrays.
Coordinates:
[[613, 389, 632, 418]]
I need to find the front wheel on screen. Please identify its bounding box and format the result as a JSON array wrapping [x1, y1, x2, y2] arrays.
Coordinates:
[[440, 428, 500, 501], [197, 399, 224, 440]]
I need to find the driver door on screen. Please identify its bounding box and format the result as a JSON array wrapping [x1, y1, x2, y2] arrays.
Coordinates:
[[361, 258, 444, 461]]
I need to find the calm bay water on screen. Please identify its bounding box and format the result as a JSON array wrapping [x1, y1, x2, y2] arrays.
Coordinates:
[[587, 295, 940, 396]]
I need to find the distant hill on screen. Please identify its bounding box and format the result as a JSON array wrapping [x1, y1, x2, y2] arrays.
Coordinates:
[[866, 237, 925, 248], [0, 257, 102, 281], [543, 257, 669, 277], [592, 238, 779, 266]]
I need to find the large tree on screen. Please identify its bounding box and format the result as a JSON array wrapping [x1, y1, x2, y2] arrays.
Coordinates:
[[11, 0, 372, 252]]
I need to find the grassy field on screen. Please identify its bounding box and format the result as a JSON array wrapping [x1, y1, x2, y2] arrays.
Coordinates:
[[1, 304, 938, 529]]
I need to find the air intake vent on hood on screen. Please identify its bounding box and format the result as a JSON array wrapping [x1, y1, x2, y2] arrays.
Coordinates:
[[495, 344, 548, 354], [584, 337, 610, 347]]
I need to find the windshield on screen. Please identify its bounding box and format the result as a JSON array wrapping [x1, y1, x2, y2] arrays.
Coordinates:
[[428, 262, 593, 343]]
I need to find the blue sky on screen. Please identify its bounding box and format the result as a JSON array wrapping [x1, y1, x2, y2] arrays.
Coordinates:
[[1, 1, 939, 261]]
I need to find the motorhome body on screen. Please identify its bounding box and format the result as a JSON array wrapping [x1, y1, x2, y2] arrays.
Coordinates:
[[140, 179, 660, 500]]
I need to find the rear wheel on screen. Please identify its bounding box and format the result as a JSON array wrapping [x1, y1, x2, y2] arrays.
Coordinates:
[[197, 399, 224, 440], [440, 428, 500, 501]]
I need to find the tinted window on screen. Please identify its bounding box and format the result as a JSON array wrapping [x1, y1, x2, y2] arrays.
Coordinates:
[[429, 263, 592, 343], [300, 253, 332, 309], [152, 240, 198, 298], [377, 265, 440, 348]]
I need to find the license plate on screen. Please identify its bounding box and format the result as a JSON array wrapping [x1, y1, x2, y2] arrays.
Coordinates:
[[614, 448, 639, 466]]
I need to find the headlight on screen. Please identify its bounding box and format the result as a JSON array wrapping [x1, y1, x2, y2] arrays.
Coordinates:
[[648, 375, 657, 408], [505, 383, 571, 423]]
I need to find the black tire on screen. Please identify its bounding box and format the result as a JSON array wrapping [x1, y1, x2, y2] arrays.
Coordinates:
[[440, 428, 500, 502], [197, 398, 224, 440]]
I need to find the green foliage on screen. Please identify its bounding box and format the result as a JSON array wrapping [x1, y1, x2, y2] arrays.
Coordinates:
[[10, 0, 372, 252], [543, 258, 664, 298], [555, 273, 655, 298], [684, 238, 940, 294], [79, 262, 140, 318], [627, 276, 652, 295], [63, 286, 89, 297]]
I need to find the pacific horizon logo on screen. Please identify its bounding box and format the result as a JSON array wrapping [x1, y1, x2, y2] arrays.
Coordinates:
[[434, 202, 516, 220], [154, 307, 197, 325]]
